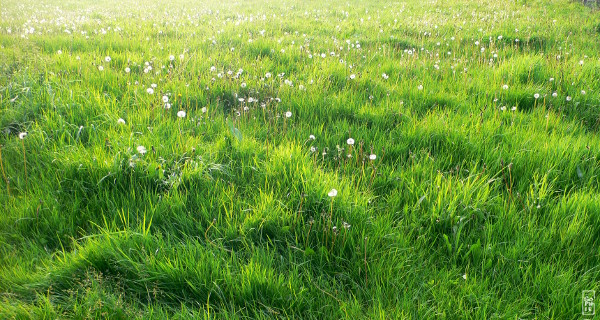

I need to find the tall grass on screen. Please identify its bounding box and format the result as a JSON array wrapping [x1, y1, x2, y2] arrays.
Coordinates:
[[1, 0, 599, 318]]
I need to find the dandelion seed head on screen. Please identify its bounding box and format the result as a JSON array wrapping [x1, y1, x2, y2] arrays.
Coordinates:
[[328, 189, 338, 197]]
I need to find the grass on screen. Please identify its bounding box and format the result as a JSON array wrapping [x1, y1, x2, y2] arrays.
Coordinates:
[[1, 0, 600, 318]]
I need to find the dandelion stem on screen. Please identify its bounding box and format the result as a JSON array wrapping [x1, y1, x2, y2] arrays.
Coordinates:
[[0, 145, 9, 196], [21, 139, 27, 190], [364, 236, 368, 287], [296, 193, 305, 226], [369, 167, 377, 187], [305, 220, 313, 248], [331, 232, 336, 252]]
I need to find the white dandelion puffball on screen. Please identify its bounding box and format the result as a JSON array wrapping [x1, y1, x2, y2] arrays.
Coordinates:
[[98, 65, 104, 71], [201, 107, 207, 113], [125, 67, 131, 73], [566, 96, 572, 101], [417, 84, 423, 91], [511, 106, 517, 111], [347, 138, 355, 145], [285, 111, 292, 118], [328, 189, 338, 197], [309, 134, 315, 140], [19, 132, 28, 139], [581, 90, 586, 95], [105, 56, 111, 62], [349, 74, 356, 80], [552, 92, 558, 97], [151, 83, 157, 88], [169, 55, 175, 61], [162, 95, 169, 103], [534, 93, 540, 99], [147, 88, 154, 94], [137, 145, 147, 155], [117, 118, 126, 125], [177, 110, 186, 118], [369, 154, 377, 160], [502, 84, 509, 90]]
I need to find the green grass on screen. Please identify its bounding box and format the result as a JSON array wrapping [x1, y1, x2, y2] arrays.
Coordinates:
[[1, 0, 600, 318]]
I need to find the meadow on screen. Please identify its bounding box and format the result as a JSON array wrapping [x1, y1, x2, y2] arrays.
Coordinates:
[[1, 0, 600, 318]]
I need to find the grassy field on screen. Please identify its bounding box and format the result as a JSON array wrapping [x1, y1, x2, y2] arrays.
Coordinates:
[[1, 0, 600, 318]]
